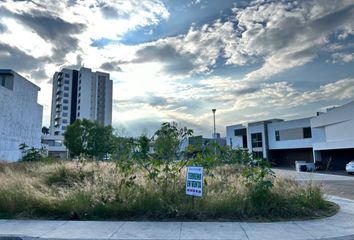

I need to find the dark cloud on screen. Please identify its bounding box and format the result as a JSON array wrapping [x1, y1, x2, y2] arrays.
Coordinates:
[[100, 5, 119, 19], [133, 44, 197, 76], [100, 62, 123, 72], [0, 6, 86, 62], [230, 86, 261, 96], [309, 3, 354, 33], [0, 43, 48, 80]]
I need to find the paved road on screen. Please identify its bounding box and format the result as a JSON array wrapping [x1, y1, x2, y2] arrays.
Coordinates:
[[274, 169, 354, 200]]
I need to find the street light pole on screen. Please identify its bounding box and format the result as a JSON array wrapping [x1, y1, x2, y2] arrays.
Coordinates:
[[212, 109, 216, 138], [212, 109, 216, 156]]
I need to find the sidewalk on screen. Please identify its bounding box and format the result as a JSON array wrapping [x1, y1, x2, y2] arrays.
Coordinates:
[[1, 196, 354, 240]]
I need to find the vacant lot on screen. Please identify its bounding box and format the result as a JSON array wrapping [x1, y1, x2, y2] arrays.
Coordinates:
[[0, 161, 338, 221]]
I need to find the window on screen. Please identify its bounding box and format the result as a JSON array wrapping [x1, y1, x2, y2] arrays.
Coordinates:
[[62, 119, 67, 124], [234, 128, 246, 136], [78, 93, 81, 97], [1, 76, 5, 86], [64, 73, 70, 78], [64, 86, 69, 91], [63, 99, 69, 104], [78, 112, 80, 117], [79, 86, 81, 91], [78, 99, 80, 103], [64, 93, 69, 97], [63, 106, 68, 110], [275, 130, 280, 141], [62, 126, 67, 130], [64, 80, 70, 84], [62, 112, 68, 117], [303, 127, 312, 139], [251, 133, 263, 148]]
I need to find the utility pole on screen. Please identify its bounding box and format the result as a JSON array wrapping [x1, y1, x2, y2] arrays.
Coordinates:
[[212, 109, 216, 156]]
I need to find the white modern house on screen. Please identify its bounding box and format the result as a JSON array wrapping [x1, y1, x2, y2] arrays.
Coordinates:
[[311, 101, 354, 169], [226, 124, 247, 150], [0, 69, 43, 162], [226, 119, 282, 159], [43, 67, 113, 158], [267, 117, 313, 166], [226, 100, 354, 170]]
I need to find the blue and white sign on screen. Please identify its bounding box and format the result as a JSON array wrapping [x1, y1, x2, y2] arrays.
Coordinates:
[[186, 166, 203, 197]]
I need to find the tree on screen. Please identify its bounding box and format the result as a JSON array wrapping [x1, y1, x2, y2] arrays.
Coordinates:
[[153, 122, 193, 162], [41, 126, 49, 135], [64, 119, 115, 159]]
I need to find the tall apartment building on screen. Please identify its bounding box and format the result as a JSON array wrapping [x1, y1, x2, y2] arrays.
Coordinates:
[[0, 69, 43, 162], [44, 67, 113, 158]]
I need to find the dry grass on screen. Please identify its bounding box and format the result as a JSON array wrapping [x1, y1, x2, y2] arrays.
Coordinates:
[[0, 161, 338, 221]]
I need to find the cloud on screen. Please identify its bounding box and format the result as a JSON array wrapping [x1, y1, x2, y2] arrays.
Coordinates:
[[132, 44, 197, 76], [0, 42, 48, 81], [0, 23, 7, 33], [10, 9, 86, 62], [239, 1, 354, 80], [125, 0, 354, 80], [100, 62, 123, 72], [331, 52, 354, 63]]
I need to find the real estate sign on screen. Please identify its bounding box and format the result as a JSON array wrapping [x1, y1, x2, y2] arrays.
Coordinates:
[[186, 166, 203, 197]]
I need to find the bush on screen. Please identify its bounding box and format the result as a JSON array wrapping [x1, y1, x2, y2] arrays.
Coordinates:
[[0, 161, 338, 221]]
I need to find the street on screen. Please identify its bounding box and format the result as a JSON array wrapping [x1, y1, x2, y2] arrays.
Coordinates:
[[274, 169, 354, 200]]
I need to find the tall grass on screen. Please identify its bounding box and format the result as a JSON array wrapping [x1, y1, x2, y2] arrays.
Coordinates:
[[0, 161, 337, 221]]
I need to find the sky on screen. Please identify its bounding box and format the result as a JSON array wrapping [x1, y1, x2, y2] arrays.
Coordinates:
[[0, 0, 354, 137]]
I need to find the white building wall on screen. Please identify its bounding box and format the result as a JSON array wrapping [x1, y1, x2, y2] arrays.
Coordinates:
[[226, 124, 245, 149], [311, 101, 354, 152], [268, 117, 313, 150], [78, 67, 93, 120], [104, 77, 113, 126], [0, 71, 43, 162]]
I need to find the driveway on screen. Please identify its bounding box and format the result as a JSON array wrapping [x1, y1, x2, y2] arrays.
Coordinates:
[[274, 168, 354, 200]]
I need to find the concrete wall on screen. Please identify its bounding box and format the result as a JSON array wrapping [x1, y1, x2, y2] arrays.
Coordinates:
[[268, 117, 313, 150], [0, 71, 43, 162]]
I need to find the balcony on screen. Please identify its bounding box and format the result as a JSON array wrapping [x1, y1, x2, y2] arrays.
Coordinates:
[[56, 94, 62, 101], [55, 114, 61, 120]]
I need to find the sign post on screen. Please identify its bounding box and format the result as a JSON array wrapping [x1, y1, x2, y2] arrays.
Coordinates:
[[186, 166, 203, 197]]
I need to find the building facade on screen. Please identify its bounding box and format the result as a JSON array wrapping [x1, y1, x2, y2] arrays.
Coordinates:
[[226, 119, 282, 159], [44, 67, 113, 158], [267, 117, 313, 166], [0, 69, 43, 162], [311, 101, 354, 169], [226, 100, 354, 170]]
